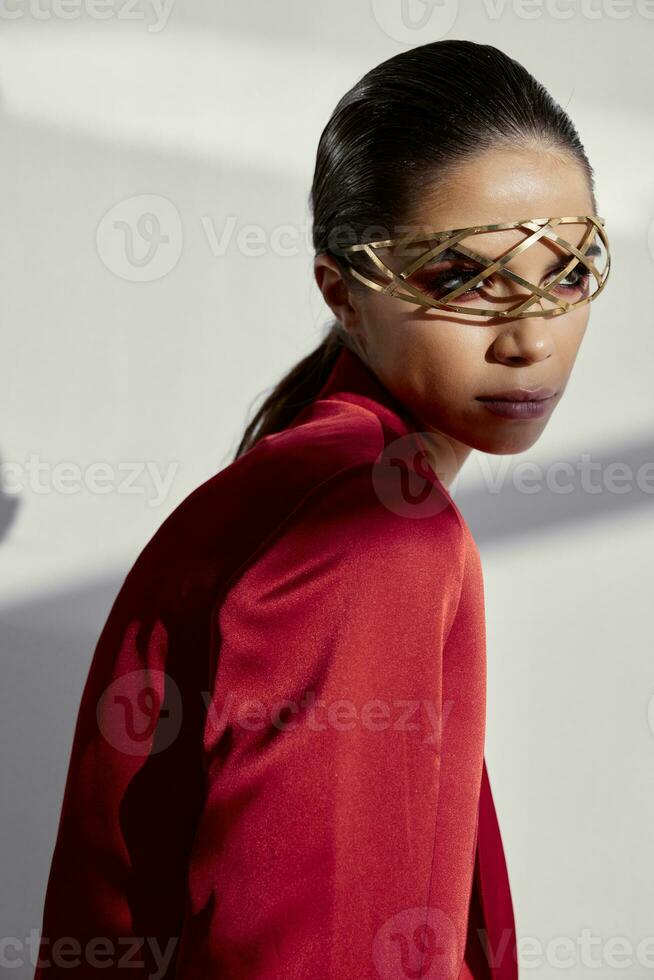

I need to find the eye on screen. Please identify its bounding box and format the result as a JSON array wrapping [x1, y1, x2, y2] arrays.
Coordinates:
[[416, 264, 484, 301], [416, 258, 592, 303], [545, 260, 592, 294]]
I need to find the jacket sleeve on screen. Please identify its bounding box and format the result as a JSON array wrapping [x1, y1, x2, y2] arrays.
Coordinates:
[[176, 459, 473, 980], [33, 544, 212, 980], [33, 452, 476, 980]]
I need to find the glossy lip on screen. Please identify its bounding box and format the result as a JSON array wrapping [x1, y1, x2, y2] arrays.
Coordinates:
[[476, 386, 558, 402], [475, 388, 559, 421]]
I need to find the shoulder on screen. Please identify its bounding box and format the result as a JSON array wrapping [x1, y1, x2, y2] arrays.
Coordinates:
[[119, 399, 466, 611]]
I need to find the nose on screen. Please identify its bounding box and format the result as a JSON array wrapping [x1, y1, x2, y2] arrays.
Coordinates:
[[491, 316, 555, 365]]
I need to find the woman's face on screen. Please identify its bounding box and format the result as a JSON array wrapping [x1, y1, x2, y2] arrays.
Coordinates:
[[315, 146, 598, 463]]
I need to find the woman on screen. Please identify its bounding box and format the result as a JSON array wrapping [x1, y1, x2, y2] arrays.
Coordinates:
[[34, 39, 610, 980]]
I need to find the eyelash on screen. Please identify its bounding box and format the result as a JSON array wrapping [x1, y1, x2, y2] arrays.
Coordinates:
[[421, 261, 592, 301]]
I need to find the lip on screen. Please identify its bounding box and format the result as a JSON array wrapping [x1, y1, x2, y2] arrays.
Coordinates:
[[476, 386, 559, 420]]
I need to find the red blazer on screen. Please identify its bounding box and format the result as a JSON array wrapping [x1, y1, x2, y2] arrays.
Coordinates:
[[34, 345, 518, 979]]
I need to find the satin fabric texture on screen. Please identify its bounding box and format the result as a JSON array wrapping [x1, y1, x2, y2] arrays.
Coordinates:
[[34, 345, 518, 979]]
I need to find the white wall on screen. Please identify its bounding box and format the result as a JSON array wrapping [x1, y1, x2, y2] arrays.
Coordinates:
[[1, 2, 652, 976]]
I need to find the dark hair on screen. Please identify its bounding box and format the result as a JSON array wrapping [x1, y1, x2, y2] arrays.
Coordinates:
[[233, 38, 596, 460]]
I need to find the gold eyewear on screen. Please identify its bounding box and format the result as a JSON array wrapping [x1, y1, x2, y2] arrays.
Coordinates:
[[339, 215, 611, 320]]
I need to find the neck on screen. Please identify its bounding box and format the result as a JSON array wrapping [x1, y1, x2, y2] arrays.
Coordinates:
[[410, 425, 474, 489]]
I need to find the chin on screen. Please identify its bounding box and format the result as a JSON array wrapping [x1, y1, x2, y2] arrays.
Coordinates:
[[469, 424, 548, 455]]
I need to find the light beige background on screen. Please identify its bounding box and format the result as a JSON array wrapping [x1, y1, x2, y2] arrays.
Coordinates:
[[0, 1, 652, 976]]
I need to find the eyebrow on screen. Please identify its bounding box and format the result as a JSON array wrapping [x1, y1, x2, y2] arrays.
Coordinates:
[[408, 240, 602, 271]]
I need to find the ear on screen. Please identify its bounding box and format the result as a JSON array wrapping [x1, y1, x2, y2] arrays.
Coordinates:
[[313, 253, 360, 330]]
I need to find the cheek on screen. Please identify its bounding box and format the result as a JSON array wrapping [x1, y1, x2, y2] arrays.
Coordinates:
[[552, 311, 590, 362], [363, 305, 485, 406]]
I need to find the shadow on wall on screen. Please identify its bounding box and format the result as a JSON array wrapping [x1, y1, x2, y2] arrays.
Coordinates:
[[459, 435, 654, 546], [0, 452, 20, 545], [2, 434, 652, 979]]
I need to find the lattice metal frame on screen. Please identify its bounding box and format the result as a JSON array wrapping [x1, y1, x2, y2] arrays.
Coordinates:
[[339, 215, 611, 319]]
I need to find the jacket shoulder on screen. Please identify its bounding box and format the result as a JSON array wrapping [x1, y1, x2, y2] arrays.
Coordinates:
[[113, 399, 464, 615], [153, 399, 389, 550]]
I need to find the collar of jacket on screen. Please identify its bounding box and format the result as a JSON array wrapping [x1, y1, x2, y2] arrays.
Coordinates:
[[312, 343, 420, 444], [304, 341, 459, 510]]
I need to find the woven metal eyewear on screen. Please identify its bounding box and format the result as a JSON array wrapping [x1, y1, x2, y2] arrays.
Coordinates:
[[339, 215, 611, 320]]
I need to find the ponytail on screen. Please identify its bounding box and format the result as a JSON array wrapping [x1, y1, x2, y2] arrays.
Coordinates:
[[232, 320, 357, 461]]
